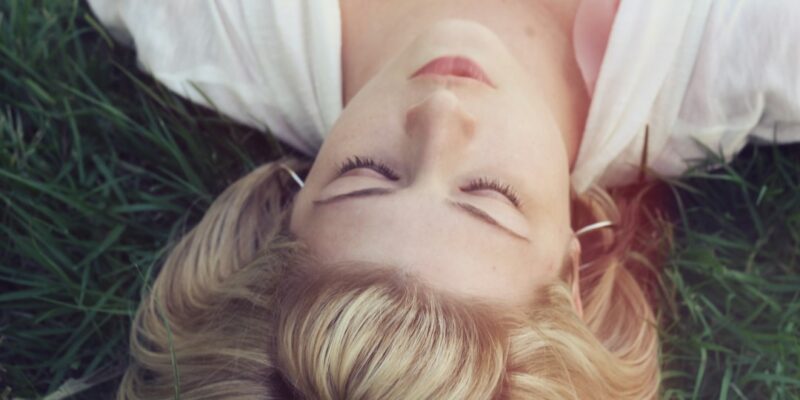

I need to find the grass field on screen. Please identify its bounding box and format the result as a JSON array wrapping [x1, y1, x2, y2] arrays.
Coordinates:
[[1, 1, 798, 399]]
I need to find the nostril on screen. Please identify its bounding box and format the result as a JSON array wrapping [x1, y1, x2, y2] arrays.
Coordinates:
[[460, 112, 477, 139]]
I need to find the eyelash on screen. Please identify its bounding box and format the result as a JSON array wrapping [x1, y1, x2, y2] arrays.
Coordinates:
[[339, 156, 400, 181], [463, 177, 521, 208], [338, 156, 521, 208]]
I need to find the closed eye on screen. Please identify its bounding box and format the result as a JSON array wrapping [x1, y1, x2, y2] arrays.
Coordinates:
[[338, 156, 400, 181], [337, 156, 521, 208], [462, 177, 521, 208]]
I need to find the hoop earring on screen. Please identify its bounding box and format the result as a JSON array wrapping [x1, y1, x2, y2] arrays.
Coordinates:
[[576, 220, 615, 271], [575, 220, 614, 238], [280, 164, 305, 189]]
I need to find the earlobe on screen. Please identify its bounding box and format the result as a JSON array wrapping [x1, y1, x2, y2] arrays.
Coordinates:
[[568, 236, 584, 319]]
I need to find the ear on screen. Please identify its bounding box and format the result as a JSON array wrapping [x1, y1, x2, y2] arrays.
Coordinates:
[[568, 236, 584, 319]]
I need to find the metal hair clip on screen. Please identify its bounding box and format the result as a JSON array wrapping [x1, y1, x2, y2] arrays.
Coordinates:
[[575, 220, 614, 237], [280, 164, 305, 189]]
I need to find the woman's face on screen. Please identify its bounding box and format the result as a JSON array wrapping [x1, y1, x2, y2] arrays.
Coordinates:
[[291, 20, 575, 305]]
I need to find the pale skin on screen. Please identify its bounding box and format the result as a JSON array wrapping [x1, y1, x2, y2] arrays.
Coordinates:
[[290, 1, 590, 313]]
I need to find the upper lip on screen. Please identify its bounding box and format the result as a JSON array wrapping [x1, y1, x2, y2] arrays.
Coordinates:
[[411, 56, 495, 88]]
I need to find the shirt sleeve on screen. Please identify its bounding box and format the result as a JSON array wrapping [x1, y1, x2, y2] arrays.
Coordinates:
[[653, 0, 800, 177], [572, 0, 800, 193], [570, 0, 713, 192], [87, 0, 343, 156]]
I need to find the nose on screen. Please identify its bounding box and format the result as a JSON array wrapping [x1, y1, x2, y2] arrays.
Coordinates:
[[404, 89, 476, 168]]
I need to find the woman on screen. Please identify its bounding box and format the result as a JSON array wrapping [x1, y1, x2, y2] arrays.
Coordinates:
[[89, 1, 800, 398]]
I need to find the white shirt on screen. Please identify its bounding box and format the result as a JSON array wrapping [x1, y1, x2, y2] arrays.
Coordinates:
[[572, 0, 800, 191], [88, 0, 342, 156], [89, 0, 800, 193]]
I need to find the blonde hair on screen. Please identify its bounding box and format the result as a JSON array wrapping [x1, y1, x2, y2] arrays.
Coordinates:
[[118, 158, 660, 399]]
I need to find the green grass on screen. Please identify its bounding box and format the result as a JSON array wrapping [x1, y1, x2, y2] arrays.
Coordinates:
[[658, 144, 800, 399], [1, 1, 798, 399], [0, 1, 284, 398]]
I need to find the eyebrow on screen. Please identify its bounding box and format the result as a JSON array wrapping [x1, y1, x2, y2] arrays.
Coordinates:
[[313, 189, 530, 242]]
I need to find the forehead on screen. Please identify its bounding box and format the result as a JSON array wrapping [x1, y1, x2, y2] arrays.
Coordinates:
[[294, 191, 565, 304]]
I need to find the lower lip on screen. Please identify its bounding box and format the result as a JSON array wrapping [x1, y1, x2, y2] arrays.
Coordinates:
[[411, 56, 495, 87]]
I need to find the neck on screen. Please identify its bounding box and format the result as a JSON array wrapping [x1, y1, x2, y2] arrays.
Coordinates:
[[339, 0, 588, 164]]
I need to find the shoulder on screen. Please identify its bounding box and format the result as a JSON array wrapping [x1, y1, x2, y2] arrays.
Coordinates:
[[88, 0, 344, 155], [572, 1, 714, 191]]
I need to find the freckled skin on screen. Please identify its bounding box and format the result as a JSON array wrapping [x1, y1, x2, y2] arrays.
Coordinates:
[[290, 3, 587, 306], [524, 25, 537, 39]]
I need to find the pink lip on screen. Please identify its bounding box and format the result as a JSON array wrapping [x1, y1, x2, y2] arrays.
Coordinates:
[[411, 56, 495, 87]]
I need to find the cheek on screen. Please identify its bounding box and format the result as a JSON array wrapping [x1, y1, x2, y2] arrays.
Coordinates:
[[319, 105, 402, 159]]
